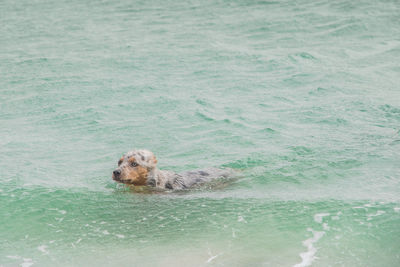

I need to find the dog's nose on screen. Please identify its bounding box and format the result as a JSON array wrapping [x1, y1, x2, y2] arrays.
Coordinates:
[[113, 169, 121, 177]]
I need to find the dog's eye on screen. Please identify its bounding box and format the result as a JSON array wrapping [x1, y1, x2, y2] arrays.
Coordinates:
[[131, 162, 138, 167]]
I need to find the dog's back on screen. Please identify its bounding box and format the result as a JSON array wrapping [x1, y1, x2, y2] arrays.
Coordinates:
[[179, 167, 233, 188]]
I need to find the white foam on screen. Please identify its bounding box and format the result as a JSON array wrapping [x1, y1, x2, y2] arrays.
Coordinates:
[[21, 258, 34, 267], [376, 210, 385, 215], [314, 213, 330, 224], [366, 210, 385, 221], [293, 228, 325, 267], [115, 234, 125, 239], [49, 208, 67, 214], [37, 245, 49, 255], [206, 247, 222, 264], [206, 253, 221, 263], [237, 215, 247, 223], [393, 207, 400, 212], [7, 255, 20, 259]]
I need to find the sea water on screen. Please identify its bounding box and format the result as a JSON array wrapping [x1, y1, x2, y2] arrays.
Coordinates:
[[1, 0, 400, 266]]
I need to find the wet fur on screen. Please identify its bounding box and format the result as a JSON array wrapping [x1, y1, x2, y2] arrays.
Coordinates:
[[112, 149, 232, 190]]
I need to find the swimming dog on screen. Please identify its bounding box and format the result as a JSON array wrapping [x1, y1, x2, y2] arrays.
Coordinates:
[[112, 149, 232, 190]]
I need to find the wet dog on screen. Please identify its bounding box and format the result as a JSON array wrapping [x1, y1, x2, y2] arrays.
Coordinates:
[[112, 149, 232, 190]]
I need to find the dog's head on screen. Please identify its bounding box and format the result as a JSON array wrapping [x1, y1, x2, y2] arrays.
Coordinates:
[[112, 149, 157, 185]]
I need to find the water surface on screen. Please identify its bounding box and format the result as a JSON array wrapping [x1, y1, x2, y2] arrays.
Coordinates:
[[1, 0, 400, 266]]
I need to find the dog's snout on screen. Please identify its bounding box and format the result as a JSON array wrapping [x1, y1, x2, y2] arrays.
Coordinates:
[[113, 169, 121, 177]]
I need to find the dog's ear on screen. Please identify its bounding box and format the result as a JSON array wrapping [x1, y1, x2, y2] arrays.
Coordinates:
[[136, 150, 157, 169], [147, 155, 157, 169]]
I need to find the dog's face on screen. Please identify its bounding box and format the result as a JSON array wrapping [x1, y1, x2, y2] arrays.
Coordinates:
[[112, 149, 157, 186]]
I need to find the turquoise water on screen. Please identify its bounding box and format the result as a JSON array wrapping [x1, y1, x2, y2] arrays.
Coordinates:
[[1, 0, 400, 266]]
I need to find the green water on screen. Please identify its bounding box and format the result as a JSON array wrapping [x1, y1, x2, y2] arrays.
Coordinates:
[[1, 0, 400, 266]]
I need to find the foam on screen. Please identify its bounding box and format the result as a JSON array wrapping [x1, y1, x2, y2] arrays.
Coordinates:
[[293, 228, 325, 267], [206, 253, 221, 263], [7, 255, 20, 259], [48, 208, 67, 215], [294, 212, 332, 266], [313, 213, 330, 224], [7, 256, 34, 267], [237, 215, 247, 223], [37, 245, 49, 255], [21, 259, 34, 267], [367, 210, 385, 220]]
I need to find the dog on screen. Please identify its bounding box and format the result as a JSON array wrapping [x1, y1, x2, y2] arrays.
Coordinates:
[[112, 149, 233, 190]]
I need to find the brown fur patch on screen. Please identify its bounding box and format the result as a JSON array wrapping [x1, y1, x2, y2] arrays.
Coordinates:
[[125, 166, 148, 186], [117, 164, 148, 186]]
